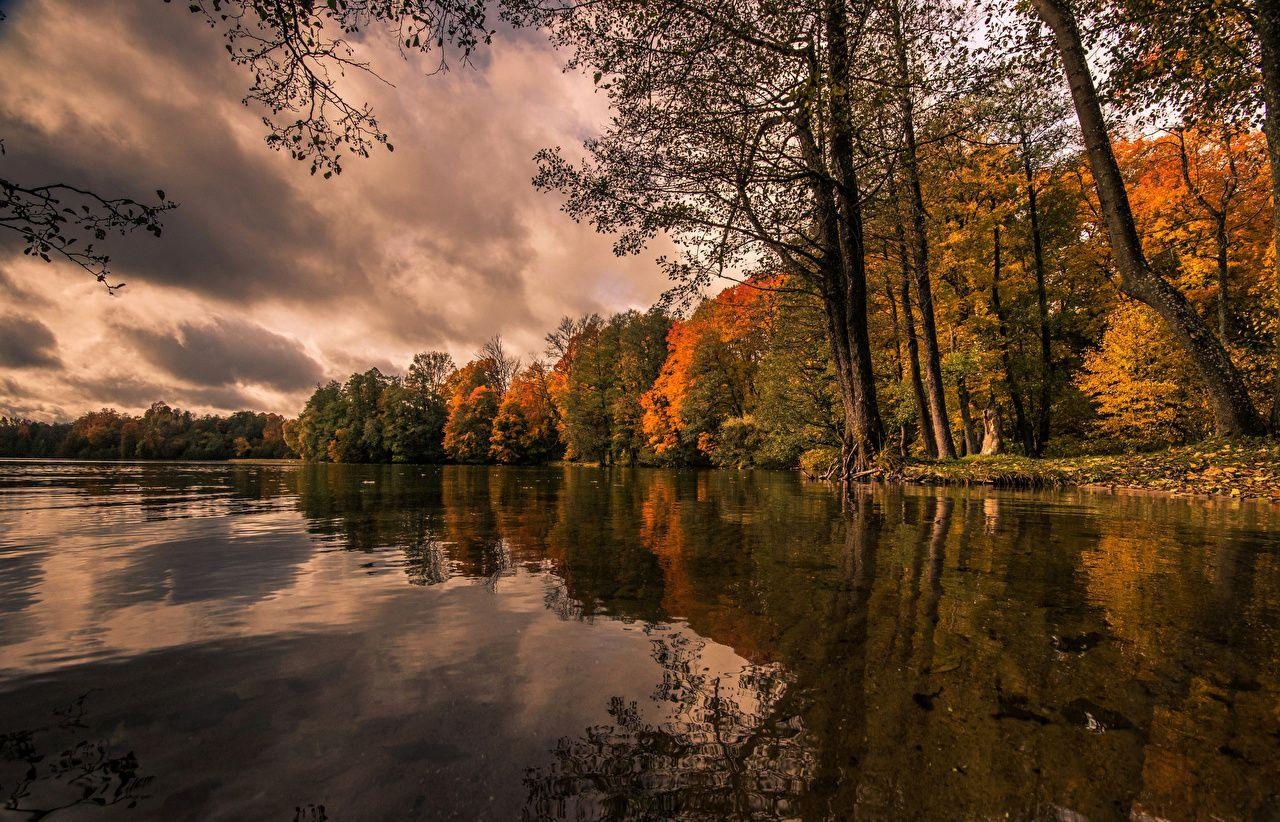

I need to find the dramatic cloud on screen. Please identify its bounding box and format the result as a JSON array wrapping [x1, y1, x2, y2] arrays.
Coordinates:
[[0, 314, 60, 368], [121, 317, 324, 392], [0, 0, 677, 420]]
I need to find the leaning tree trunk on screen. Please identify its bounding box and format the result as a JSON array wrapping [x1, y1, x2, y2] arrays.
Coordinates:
[[1253, 1, 1280, 430], [1033, 0, 1267, 437]]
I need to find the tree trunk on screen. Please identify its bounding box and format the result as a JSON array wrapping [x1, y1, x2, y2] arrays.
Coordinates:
[[882, 269, 917, 456], [1021, 132, 1054, 456], [981, 405, 1003, 455], [990, 224, 1034, 454], [956, 374, 979, 456], [884, 268, 905, 382], [887, 0, 956, 459], [792, 0, 884, 479], [894, 206, 937, 458], [822, 280, 885, 478], [1215, 216, 1230, 344], [1253, 1, 1280, 430], [1032, 0, 1266, 437]]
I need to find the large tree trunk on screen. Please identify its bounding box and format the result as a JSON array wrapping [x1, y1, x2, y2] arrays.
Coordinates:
[[888, 0, 956, 459], [1033, 0, 1266, 437], [824, 288, 885, 476], [822, 0, 885, 477], [1254, 1, 1280, 429], [1020, 132, 1054, 456]]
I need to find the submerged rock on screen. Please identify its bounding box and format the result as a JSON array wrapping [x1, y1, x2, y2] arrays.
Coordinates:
[[1060, 698, 1137, 732], [1050, 631, 1104, 653]]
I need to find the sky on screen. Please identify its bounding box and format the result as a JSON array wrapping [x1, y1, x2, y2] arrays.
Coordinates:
[[0, 0, 675, 421]]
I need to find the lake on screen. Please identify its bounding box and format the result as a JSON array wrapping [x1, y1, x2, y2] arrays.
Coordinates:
[[0, 461, 1277, 820]]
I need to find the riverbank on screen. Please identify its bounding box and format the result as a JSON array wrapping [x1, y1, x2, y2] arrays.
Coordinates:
[[899, 440, 1280, 501]]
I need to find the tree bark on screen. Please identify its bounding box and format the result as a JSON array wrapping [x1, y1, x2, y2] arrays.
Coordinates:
[[887, 0, 956, 459], [1253, 1, 1280, 430], [1032, 0, 1266, 437], [981, 405, 1003, 455], [792, 2, 884, 478]]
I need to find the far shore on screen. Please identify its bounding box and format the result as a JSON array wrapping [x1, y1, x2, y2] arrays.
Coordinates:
[[7, 442, 1280, 504]]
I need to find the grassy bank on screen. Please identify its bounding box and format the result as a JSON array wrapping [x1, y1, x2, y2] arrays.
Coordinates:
[[900, 440, 1280, 502]]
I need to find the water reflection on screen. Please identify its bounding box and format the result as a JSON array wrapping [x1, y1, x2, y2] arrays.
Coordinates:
[[0, 462, 1277, 819], [1, 692, 153, 817]]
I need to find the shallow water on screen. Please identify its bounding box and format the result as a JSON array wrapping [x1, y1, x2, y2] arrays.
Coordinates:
[[0, 461, 1278, 820]]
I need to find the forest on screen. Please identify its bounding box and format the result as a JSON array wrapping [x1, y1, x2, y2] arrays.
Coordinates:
[[0, 405, 291, 460]]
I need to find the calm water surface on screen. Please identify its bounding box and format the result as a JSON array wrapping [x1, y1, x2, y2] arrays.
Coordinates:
[[0, 461, 1278, 820]]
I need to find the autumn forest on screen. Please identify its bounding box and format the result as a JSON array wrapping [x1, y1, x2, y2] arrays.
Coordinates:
[[7, 126, 1278, 476]]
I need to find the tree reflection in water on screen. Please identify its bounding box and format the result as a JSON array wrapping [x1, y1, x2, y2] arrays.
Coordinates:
[[523, 501, 879, 821], [275, 464, 1280, 819], [523, 633, 809, 821], [13, 462, 1276, 818], [0, 693, 152, 818]]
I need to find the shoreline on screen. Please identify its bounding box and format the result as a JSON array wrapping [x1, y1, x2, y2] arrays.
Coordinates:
[[5, 446, 1279, 503], [897, 440, 1280, 503]]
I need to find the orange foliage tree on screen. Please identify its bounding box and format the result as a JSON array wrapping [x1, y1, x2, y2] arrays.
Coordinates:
[[640, 278, 781, 464]]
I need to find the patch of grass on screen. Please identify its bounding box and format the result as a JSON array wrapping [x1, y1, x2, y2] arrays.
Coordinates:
[[901, 439, 1280, 501]]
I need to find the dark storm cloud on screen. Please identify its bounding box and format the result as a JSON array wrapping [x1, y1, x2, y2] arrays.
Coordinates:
[[0, 1, 557, 315], [0, 4, 361, 304], [0, 0, 675, 419], [0, 313, 60, 368], [121, 317, 324, 392], [0, 268, 37, 305], [65, 375, 260, 414]]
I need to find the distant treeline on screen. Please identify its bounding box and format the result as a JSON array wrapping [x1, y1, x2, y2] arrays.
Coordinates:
[[0, 403, 292, 460], [286, 289, 841, 469]]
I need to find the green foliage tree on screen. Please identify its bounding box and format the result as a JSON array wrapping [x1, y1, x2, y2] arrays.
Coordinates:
[[383, 351, 453, 463], [1, 406, 292, 460]]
